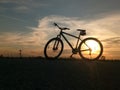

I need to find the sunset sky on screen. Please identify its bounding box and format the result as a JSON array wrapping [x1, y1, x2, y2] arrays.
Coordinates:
[[0, 0, 120, 59]]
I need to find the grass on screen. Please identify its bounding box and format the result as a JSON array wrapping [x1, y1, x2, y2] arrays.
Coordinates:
[[0, 57, 120, 90]]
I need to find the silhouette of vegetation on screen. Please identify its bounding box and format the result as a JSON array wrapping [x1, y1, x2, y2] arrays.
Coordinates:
[[101, 56, 106, 60]]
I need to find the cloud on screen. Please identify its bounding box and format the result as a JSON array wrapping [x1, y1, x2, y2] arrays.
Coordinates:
[[0, 0, 34, 4], [101, 37, 120, 50], [1, 13, 120, 46], [26, 13, 120, 58], [0, 0, 49, 13], [0, 30, 47, 47], [13, 6, 30, 13], [0, 14, 27, 23], [102, 37, 120, 43], [0, 13, 120, 57], [36, 14, 120, 39]]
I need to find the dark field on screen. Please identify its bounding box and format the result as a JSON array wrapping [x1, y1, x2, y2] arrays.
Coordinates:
[[0, 58, 120, 90]]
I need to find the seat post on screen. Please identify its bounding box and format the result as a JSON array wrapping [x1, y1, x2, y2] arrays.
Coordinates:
[[75, 32, 81, 49]]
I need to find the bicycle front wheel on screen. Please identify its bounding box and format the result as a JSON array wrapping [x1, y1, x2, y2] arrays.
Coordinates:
[[44, 38, 64, 59], [79, 37, 103, 60]]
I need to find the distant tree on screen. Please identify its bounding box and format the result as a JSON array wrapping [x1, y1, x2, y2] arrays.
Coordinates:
[[0, 54, 3, 58]]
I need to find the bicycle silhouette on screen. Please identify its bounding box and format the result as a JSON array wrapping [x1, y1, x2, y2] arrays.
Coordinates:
[[44, 23, 103, 60]]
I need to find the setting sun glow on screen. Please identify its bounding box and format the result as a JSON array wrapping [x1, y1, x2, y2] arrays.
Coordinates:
[[86, 40, 100, 53]]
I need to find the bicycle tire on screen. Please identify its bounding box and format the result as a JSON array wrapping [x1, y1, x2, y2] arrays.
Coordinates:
[[44, 38, 64, 59], [79, 37, 103, 60]]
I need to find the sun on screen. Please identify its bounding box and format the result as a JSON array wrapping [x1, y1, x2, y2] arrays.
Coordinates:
[[86, 40, 100, 52]]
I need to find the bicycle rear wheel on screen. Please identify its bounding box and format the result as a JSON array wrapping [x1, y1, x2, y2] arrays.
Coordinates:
[[79, 37, 103, 60], [44, 38, 63, 59]]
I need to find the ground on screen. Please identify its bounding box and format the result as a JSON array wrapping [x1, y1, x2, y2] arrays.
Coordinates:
[[0, 58, 120, 90]]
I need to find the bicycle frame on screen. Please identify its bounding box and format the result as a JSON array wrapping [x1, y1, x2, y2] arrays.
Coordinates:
[[57, 30, 82, 50]]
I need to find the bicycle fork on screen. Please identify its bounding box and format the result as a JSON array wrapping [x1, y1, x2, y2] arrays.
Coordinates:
[[53, 41, 59, 51], [53, 35, 61, 51]]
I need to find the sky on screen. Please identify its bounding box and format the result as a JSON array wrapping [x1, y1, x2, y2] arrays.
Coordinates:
[[0, 0, 120, 59]]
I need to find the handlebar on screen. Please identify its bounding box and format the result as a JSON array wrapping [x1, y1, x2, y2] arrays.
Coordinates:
[[54, 23, 70, 30]]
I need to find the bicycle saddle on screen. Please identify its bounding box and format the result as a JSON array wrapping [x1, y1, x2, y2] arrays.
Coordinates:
[[77, 29, 86, 35], [77, 29, 86, 32]]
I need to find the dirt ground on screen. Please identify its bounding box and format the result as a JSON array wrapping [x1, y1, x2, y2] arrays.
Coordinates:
[[0, 58, 120, 90]]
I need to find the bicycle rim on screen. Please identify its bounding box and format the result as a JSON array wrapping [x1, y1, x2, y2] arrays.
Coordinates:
[[79, 37, 103, 60], [44, 38, 63, 59]]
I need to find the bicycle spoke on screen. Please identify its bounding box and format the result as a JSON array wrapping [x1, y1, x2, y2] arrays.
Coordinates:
[[81, 49, 91, 52]]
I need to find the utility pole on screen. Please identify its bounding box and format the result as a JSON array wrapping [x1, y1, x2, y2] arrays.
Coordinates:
[[19, 49, 22, 58]]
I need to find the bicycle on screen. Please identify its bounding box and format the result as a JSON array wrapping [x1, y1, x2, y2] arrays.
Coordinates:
[[44, 23, 103, 60]]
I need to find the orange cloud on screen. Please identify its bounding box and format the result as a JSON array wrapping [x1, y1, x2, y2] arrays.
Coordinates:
[[0, 13, 120, 58]]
